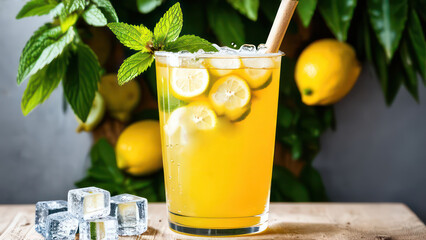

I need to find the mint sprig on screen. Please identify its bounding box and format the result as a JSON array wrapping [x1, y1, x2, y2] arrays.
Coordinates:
[[108, 2, 216, 85], [16, 0, 118, 120]]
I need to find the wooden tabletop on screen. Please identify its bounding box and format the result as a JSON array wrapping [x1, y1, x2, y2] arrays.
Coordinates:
[[0, 203, 425, 240]]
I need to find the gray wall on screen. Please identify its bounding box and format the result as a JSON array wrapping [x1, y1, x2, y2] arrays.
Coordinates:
[[0, 0, 91, 203], [1, 0, 425, 221]]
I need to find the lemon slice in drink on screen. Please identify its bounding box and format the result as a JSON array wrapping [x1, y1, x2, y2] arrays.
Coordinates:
[[241, 58, 273, 89], [206, 58, 242, 77], [209, 75, 251, 121], [186, 102, 217, 130], [171, 68, 209, 99]]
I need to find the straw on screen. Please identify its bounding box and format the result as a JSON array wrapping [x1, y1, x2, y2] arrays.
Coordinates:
[[265, 0, 299, 53]]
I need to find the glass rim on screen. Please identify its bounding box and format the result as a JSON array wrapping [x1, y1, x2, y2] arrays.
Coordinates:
[[154, 50, 285, 59]]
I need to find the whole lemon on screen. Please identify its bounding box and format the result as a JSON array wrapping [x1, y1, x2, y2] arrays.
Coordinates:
[[98, 74, 141, 122], [295, 39, 361, 105], [116, 120, 162, 176]]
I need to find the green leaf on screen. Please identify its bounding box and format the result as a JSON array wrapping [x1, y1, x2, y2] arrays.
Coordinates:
[[227, 0, 259, 21], [118, 52, 154, 85], [63, 0, 85, 13], [400, 40, 419, 102], [92, 0, 119, 23], [21, 53, 68, 115], [83, 4, 108, 27], [164, 35, 216, 53], [137, 0, 163, 14], [271, 166, 310, 202], [108, 22, 153, 51], [207, 3, 245, 46], [16, 0, 58, 19], [63, 43, 100, 122], [406, 9, 426, 81], [367, 0, 408, 60], [153, 2, 183, 46], [299, 165, 328, 201], [17, 25, 75, 85], [297, 0, 317, 27], [371, 32, 401, 105], [318, 0, 357, 41]]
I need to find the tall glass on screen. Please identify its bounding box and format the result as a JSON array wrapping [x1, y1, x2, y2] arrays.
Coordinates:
[[154, 51, 283, 236]]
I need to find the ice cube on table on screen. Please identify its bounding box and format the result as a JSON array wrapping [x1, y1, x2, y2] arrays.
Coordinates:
[[35, 200, 68, 236], [68, 187, 110, 220], [79, 216, 118, 240], [45, 212, 78, 240], [110, 194, 148, 236]]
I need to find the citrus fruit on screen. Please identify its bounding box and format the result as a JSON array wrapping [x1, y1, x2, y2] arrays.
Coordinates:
[[170, 68, 209, 99], [295, 39, 361, 105], [206, 58, 242, 76], [185, 102, 217, 130], [209, 75, 251, 121], [165, 103, 217, 134], [76, 92, 106, 132], [240, 58, 273, 89], [98, 74, 141, 122], [115, 120, 162, 176]]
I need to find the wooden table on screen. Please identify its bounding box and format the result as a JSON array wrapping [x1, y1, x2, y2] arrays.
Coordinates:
[[0, 203, 425, 240]]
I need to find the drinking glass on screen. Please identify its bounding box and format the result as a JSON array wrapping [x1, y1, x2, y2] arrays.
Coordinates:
[[155, 51, 283, 236]]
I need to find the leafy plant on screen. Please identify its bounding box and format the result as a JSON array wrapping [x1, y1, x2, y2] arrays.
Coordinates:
[[16, 0, 119, 122], [76, 138, 165, 201]]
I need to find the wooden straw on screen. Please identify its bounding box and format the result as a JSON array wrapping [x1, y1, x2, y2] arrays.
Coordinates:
[[265, 0, 299, 53]]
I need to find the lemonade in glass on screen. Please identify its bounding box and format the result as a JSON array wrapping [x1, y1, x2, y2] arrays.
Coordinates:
[[155, 47, 283, 236]]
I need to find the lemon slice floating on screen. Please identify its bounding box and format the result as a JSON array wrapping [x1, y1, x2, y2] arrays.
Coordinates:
[[206, 58, 242, 77], [209, 75, 251, 121], [165, 102, 217, 139], [186, 102, 217, 130], [241, 58, 273, 89], [171, 68, 209, 99]]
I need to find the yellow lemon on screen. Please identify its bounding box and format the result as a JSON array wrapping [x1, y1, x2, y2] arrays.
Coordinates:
[[98, 74, 141, 122], [115, 120, 162, 176], [295, 39, 361, 105]]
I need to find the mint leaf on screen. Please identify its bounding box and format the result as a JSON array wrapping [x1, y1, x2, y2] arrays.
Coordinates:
[[118, 52, 153, 85], [83, 4, 108, 27], [227, 0, 260, 21], [21, 52, 68, 115], [17, 25, 75, 85], [63, 43, 100, 122], [63, 0, 85, 13], [164, 35, 216, 52], [92, 0, 119, 23], [153, 2, 183, 46], [137, 0, 162, 14], [16, 0, 58, 19], [108, 22, 153, 51]]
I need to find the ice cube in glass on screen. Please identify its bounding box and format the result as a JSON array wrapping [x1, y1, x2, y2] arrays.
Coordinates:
[[110, 194, 148, 236], [45, 212, 78, 240], [68, 187, 110, 220], [35, 200, 67, 235], [79, 216, 118, 240]]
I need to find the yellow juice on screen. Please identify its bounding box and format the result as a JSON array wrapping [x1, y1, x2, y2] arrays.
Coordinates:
[[155, 53, 282, 236]]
